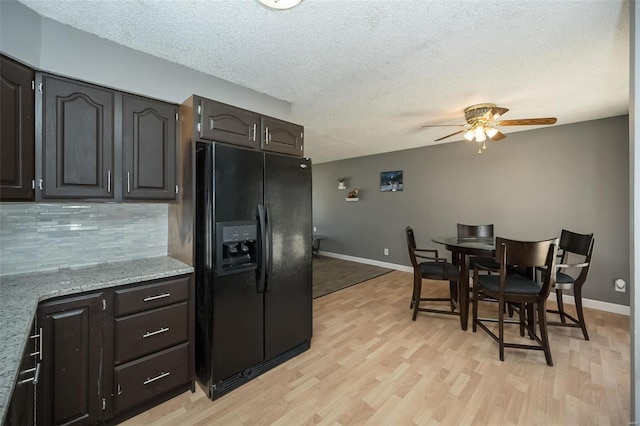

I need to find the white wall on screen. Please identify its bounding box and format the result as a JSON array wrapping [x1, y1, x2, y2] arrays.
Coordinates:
[[630, 0, 639, 421], [0, 0, 41, 67]]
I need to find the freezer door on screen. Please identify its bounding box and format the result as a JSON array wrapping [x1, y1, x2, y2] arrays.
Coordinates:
[[212, 144, 265, 381], [263, 154, 312, 359], [195, 143, 266, 386]]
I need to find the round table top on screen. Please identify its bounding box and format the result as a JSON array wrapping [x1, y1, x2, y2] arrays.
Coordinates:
[[431, 236, 495, 251]]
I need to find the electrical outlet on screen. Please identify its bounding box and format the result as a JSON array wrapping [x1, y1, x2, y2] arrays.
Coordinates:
[[615, 278, 626, 292], [313, 226, 317, 232], [384, 248, 389, 256]]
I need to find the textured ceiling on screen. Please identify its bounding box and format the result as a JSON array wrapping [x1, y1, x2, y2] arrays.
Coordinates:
[[18, 0, 629, 163]]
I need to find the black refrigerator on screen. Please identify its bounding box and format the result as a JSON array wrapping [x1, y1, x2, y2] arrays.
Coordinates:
[[194, 142, 312, 400]]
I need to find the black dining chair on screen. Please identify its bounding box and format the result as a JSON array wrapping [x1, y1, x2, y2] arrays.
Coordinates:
[[405, 226, 459, 321], [457, 223, 500, 271], [546, 230, 594, 340], [472, 237, 558, 366]]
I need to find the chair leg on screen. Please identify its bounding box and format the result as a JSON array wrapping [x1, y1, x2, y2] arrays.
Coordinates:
[[537, 301, 553, 366], [574, 286, 590, 341], [556, 288, 566, 323], [410, 272, 418, 309], [498, 297, 505, 361], [518, 303, 525, 337], [526, 303, 535, 340], [412, 276, 422, 321]]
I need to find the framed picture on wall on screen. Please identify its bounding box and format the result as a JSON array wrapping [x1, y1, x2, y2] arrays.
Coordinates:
[[380, 170, 403, 192]]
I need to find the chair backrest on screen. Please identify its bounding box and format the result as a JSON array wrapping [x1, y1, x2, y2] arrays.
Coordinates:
[[558, 229, 594, 284], [405, 226, 419, 268], [457, 223, 494, 238], [559, 229, 594, 259], [495, 237, 558, 297]]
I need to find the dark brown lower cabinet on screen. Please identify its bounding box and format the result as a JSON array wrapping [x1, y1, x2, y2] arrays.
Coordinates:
[[3, 320, 38, 426], [111, 275, 194, 421], [38, 292, 106, 426], [3, 274, 195, 426]]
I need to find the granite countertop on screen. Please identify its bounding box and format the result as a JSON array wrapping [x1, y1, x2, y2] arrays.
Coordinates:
[[0, 256, 194, 423]]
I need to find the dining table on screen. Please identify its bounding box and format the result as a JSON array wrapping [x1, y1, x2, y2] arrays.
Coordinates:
[[431, 236, 495, 330]]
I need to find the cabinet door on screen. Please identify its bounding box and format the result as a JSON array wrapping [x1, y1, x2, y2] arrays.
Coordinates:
[[261, 116, 303, 157], [0, 55, 35, 200], [38, 74, 114, 199], [4, 319, 38, 426], [199, 98, 259, 149], [38, 292, 105, 426], [123, 94, 176, 200]]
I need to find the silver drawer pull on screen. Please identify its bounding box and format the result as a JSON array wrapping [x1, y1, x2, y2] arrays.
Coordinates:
[[17, 363, 40, 385], [143, 293, 171, 302], [33, 363, 41, 385], [143, 371, 170, 385], [143, 327, 169, 338]]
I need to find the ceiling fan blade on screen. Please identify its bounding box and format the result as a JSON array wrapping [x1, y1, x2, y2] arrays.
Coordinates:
[[496, 118, 557, 126], [421, 124, 466, 128], [490, 130, 507, 141], [434, 129, 465, 141], [490, 106, 509, 119]]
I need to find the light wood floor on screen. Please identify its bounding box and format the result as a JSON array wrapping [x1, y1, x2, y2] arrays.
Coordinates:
[[123, 271, 630, 425]]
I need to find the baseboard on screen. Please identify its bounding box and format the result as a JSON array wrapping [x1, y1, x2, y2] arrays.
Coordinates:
[[318, 251, 413, 273], [317, 251, 630, 316], [546, 292, 630, 316]]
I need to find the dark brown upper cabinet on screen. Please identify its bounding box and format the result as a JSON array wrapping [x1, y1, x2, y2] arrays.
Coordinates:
[[198, 98, 260, 149], [37, 73, 114, 200], [190, 96, 304, 157], [122, 94, 177, 200], [261, 116, 303, 157], [1, 55, 35, 201], [34, 73, 178, 202]]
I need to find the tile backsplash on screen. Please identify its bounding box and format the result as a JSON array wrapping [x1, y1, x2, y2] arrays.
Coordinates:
[[0, 203, 168, 276]]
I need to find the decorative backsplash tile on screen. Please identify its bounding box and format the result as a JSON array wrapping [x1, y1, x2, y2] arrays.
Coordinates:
[[0, 203, 168, 276]]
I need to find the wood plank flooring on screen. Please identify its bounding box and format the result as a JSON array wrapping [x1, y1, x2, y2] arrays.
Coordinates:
[[123, 271, 630, 425]]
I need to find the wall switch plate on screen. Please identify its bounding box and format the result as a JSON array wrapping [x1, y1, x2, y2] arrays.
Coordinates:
[[384, 248, 389, 256]]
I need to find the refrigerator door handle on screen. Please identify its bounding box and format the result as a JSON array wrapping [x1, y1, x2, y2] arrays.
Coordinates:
[[257, 204, 267, 293], [265, 204, 273, 288]]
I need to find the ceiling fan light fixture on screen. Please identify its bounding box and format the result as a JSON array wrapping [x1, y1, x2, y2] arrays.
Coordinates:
[[427, 103, 558, 153], [463, 129, 475, 141], [257, 0, 303, 10], [485, 126, 499, 138]]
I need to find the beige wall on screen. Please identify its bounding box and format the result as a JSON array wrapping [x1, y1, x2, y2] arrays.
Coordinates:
[[313, 115, 630, 306]]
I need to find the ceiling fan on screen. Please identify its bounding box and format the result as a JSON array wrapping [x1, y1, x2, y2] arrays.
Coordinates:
[[422, 103, 557, 153]]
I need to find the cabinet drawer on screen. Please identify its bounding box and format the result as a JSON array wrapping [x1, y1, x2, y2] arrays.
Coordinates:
[[114, 343, 189, 414], [115, 302, 188, 364], [115, 276, 189, 316]]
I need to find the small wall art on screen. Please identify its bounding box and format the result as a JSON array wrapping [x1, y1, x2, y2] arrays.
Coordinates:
[[380, 170, 403, 192]]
